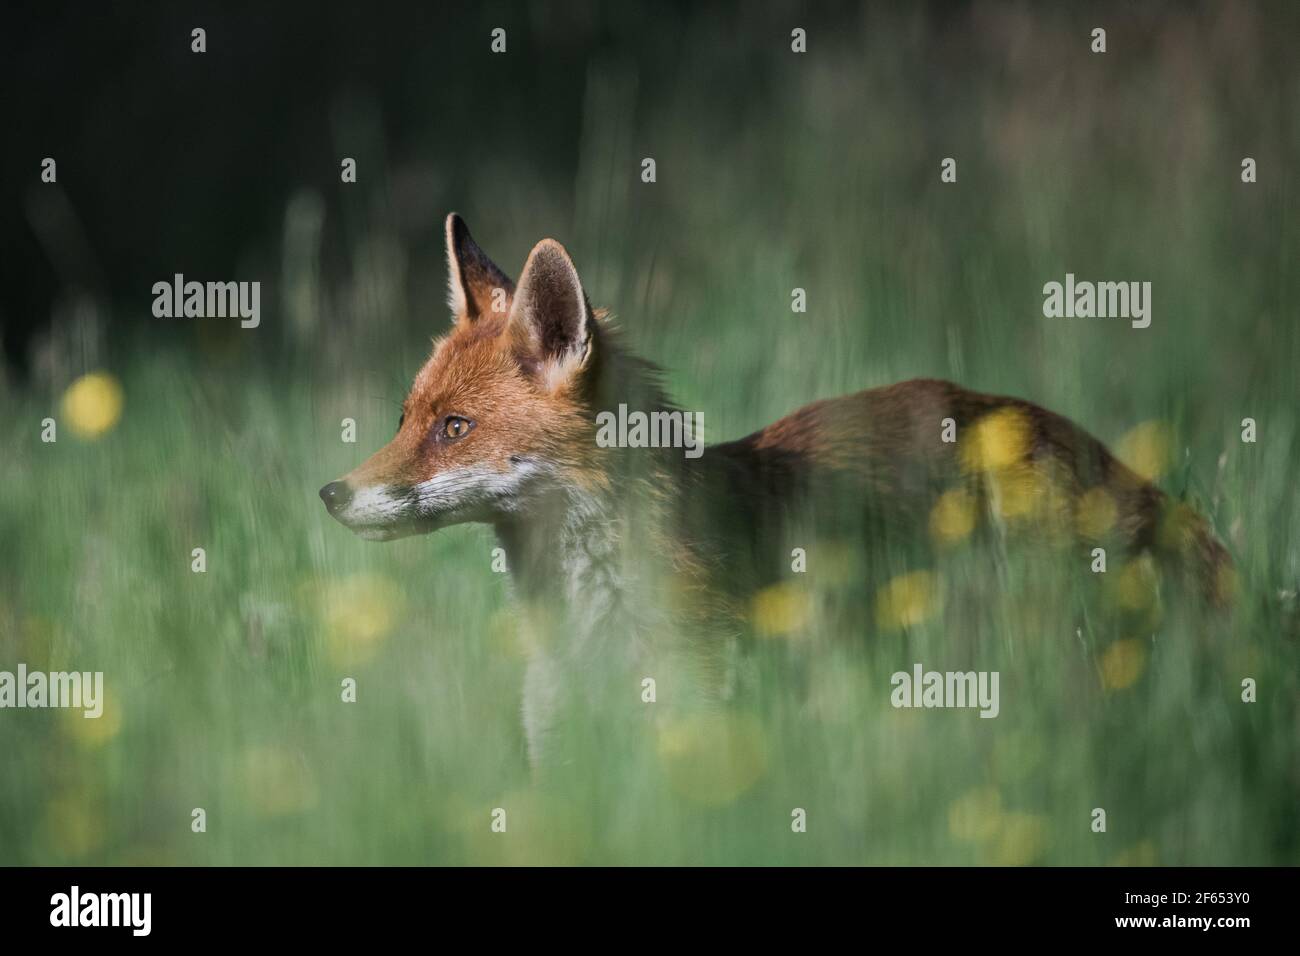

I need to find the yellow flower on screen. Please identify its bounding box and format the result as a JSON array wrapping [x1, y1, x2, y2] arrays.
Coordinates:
[[449, 791, 584, 865], [42, 793, 105, 858], [1111, 840, 1159, 867], [1117, 421, 1175, 481], [948, 787, 1003, 842], [319, 573, 404, 667], [239, 745, 319, 817], [930, 488, 977, 545], [960, 408, 1031, 474], [986, 463, 1048, 520], [875, 570, 940, 630], [656, 712, 768, 806], [61, 371, 124, 439], [956, 410, 1076, 531], [750, 582, 811, 638], [989, 812, 1050, 866], [1112, 557, 1160, 612], [62, 689, 122, 748], [1099, 639, 1147, 690]]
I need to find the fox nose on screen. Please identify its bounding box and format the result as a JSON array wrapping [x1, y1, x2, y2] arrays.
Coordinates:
[[319, 480, 353, 516]]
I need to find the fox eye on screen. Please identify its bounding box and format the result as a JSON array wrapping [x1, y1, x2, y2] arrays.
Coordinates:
[[441, 415, 474, 441]]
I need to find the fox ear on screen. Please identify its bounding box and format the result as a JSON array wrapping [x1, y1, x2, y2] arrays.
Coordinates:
[[445, 213, 514, 320], [508, 238, 593, 376]]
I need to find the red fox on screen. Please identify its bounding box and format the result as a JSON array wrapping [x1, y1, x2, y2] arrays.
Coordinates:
[[321, 214, 1232, 762]]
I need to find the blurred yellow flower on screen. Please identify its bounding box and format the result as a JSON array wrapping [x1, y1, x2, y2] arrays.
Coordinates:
[[989, 812, 1050, 866], [1156, 501, 1206, 557], [949, 789, 1049, 863], [1075, 487, 1118, 539], [62, 690, 122, 748], [1112, 557, 1160, 612], [61, 371, 124, 439], [960, 408, 1031, 474], [320, 572, 404, 667], [1111, 839, 1159, 867], [750, 582, 811, 638], [1117, 421, 1175, 481], [1099, 638, 1147, 690], [875, 570, 940, 630], [948, 786, 1002, 842], [240, 745, 319, 817], [42, 793, 105, 858], [930, 488, 977, 545], [449, 790, 585, 865], [986, 463, 1048, 520], [656, 712, 768, 806]]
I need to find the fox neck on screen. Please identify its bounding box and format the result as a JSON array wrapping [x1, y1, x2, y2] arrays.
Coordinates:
[[495, 329, 680, 653], [494, 492, 628, 650]]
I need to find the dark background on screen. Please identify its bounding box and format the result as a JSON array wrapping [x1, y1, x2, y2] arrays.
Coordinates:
[[2, 0, 873, 376], [11, 0, 1289, 379]]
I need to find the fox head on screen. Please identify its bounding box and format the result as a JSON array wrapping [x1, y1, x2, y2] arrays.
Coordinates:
[[320, 214, 609, 540]]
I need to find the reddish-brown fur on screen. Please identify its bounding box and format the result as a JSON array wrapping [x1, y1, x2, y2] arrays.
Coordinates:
[[327, 215, 1233, 616], [346, 312, 605, 495], [321, 215, 1235, 764], [727, 378, 1232, 605]]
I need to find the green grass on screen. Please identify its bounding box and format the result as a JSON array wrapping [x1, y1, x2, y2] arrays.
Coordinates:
[[2, 5, 1297, 865]]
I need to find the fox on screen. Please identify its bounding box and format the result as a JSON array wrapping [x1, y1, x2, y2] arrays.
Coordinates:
[[320, 214, 1232, 765]]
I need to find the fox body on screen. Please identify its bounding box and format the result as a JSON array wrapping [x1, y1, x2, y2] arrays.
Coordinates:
[[321, 215, 1231, 764]]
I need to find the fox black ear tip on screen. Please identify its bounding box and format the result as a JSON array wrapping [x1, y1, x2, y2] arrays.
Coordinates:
[[446, 212, 465, 238]]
